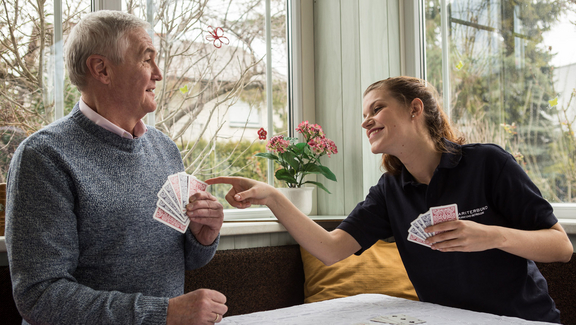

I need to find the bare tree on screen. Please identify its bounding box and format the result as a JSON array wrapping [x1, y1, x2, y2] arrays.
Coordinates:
[[127, 0, 286, 177], [0, 0, 288, 183]]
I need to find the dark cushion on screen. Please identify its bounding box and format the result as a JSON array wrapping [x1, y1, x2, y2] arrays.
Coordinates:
[[537, 259, 576, 325], [185, 245, 305, 316], [0, 266, 20, 324], [0, 251, 574, 324]]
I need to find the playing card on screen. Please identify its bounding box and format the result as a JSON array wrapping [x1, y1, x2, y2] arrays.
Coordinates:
[[158, 184, 185, 222], [187, 175, 208, 202], [430, 203, 459, 224], [159, 181, 180, 211], [407, 233, 431, 248], [410, 213, 432, 238], [177, 172, 189, 211], [417, 211, 435, 237], [418, 211, 433, 228], [153, 173, 209, 232], [157, 195, 186, 223], [408, 225, 427, 241], [371, 314, 425, 324], [153, 207, 189, 233], [168, 174, 183, 210]]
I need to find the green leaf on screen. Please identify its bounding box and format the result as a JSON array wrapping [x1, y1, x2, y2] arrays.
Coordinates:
[[300, 164, 336, 182], [294, 142, 307, 154], [303, 181, 331, 194], [280, 151, 300, 172], [255, 152, 278, 160], [275, 169, 298, 184], [302, 163, 322, 173], [318, 165, 337, 181]]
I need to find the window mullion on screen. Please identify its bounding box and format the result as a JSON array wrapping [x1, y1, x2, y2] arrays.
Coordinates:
[[265, 0, 274, 186], [54, 0, 64, 121], [440, 0, 451, 119]]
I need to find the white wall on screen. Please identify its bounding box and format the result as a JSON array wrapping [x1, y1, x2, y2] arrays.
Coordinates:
[[310, 0, 402, 215]]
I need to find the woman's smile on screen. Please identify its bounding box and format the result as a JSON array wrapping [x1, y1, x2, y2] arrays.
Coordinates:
[[367, 127, 384, 140]]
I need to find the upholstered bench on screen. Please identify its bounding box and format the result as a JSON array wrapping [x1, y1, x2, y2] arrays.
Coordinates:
[[1, 247, 575, 324]]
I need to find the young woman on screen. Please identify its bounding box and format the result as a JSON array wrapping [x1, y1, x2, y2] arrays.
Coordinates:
[[204, 76, 573, 323]]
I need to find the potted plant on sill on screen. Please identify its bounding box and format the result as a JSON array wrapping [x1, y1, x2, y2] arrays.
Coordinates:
[[255, 121, 338, 215]]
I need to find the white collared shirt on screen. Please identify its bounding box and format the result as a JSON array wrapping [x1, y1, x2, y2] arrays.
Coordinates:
[[79, 98, 148, 139]]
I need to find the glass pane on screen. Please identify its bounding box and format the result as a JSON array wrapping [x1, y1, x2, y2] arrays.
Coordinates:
[[123, 0, 289, 207], [0, 0, 90, 182], [426, 0, 576, 203]]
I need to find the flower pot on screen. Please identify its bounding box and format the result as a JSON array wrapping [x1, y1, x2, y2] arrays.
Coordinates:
[[277, 187, 314, 216]]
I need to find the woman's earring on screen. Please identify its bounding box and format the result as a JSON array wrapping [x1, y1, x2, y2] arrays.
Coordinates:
[[411, 115, 415, 118]]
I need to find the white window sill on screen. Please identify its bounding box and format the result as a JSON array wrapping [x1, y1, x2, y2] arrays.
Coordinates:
[[559, 219, 576, 234], [0, 216, 346, 253], [221, 215, 346, 236], [0, 217, 573, 253]]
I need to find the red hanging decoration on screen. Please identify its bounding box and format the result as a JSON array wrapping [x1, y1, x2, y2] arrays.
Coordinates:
[[206, 26, 230, 48], [257, 128, 267, 140]]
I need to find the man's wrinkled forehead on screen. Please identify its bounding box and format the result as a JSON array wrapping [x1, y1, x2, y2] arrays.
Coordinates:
[[127, 28, 156, 56]]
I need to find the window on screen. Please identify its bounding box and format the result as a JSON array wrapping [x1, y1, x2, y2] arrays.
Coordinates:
[[125, 0, 289, 215], [228, 102, 261, 128], [0, 0, 290, 218], [0, 0, 91, 182], [424, 0, 576, 218]]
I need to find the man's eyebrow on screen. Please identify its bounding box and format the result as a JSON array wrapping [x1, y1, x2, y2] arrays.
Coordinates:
[[142, 47, 156, 56]]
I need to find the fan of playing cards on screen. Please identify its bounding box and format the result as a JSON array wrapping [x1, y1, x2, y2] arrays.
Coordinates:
[[153, 172, 208, 233], [408, 203, 459, 248]]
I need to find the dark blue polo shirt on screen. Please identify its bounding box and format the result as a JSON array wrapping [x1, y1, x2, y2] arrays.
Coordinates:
[[337, 141, 560, 323]]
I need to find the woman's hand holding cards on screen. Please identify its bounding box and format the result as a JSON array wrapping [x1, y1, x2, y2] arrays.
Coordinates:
[[425, 219, 503, 253], [408, 203, 501, 252]]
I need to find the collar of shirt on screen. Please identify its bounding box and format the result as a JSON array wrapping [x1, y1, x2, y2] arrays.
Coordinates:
[[400, 139, 462, 188], [78, 98, 148, 139]]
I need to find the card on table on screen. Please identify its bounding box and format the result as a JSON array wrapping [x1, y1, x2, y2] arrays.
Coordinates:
[[153, 172, 208, 233], [371, 314, 426, 324]]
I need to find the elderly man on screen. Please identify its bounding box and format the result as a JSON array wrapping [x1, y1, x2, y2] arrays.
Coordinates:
[[6, 10, 226, 325]]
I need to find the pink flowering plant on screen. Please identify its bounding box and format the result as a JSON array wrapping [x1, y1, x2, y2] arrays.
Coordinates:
[[256, 121, 338, 193]]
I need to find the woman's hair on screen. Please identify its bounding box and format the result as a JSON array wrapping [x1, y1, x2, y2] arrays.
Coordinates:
[[64, 10, 150, 91], [364, 76, 465, 175]]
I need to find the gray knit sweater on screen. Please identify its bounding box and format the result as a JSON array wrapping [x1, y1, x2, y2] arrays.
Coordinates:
[[6, 104, 218, 325]]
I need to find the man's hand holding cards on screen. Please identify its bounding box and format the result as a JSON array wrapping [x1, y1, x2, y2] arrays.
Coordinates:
[[407, 203, 459, 248], [153, 172, 208, 233]]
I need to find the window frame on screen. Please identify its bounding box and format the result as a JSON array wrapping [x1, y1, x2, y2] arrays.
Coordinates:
[[405, 0, 576, 220], [58, 0, 294, 220]]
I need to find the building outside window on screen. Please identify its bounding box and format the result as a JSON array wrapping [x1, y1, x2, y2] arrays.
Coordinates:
[[0, 0, 289, 215]]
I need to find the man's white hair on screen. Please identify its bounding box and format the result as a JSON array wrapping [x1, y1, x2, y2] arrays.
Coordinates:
[[64, 10, 150, 91]]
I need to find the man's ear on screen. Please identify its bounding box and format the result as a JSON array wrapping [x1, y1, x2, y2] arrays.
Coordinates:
[[410, 98, 424, 117], [85, 55, 111, 85]]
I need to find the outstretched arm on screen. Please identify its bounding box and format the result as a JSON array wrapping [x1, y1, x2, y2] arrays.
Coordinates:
[[206, 177, 361, 265], [425, 221, 573, 263]]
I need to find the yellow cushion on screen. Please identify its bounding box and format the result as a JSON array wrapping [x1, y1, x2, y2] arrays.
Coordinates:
[[300, 240, 418, 303]]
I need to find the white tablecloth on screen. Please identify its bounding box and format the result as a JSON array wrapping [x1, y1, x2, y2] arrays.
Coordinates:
[[221, 294, 555, 325]]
